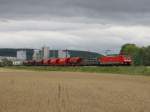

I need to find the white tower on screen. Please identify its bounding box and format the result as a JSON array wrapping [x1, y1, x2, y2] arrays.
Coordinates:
[[42, 47, 49, 59]]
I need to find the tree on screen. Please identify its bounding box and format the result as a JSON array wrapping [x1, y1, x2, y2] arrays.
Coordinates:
[[120, 44, 142, 65], [0, 61, 3, 67], [142, 46, 150, 66]]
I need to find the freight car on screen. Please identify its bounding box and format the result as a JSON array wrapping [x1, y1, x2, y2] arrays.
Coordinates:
[[23, 55, 132, 66], [41, 57, 97, 66]]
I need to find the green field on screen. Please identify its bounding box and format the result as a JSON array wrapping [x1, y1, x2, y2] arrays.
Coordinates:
[[3, 66, 150, 76]]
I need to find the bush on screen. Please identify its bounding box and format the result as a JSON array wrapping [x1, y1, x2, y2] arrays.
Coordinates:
[[1, 59, 13, 66]]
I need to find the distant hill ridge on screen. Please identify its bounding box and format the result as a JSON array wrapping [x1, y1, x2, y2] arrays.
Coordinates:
[[0, 48, 34, 60]]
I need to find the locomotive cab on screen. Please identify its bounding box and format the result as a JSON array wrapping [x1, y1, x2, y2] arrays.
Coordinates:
[[122, 55, 132, 65]]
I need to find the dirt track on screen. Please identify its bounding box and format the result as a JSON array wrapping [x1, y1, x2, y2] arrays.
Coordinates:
[[0, 70, 150, 112]]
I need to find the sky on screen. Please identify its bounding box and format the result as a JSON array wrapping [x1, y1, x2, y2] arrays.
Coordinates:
[[0, 0, 150, 54]]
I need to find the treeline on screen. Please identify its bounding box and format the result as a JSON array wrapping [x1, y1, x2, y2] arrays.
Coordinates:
[[120, 44, 150, 66], [0, 59, 13, 67]]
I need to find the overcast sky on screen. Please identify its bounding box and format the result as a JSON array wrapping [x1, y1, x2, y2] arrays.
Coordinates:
[[0, 0, 150, 54]]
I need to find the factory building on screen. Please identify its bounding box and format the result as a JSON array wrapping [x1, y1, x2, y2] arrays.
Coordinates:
[[68, 50, 102, 58], [17, 50, 27, 60], [49, 50, 58, 58], [58, 50, 70, 58], [49, 50, 101, 59], [32, 50, 42, 60], [0, 56, 17, 60]]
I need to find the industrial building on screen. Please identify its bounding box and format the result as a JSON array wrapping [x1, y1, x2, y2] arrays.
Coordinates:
[[0, 48, 102, 63], [33, 47, 102, 59], [32, 50, 42, 60], [17, 50, 27, 61], [49, 50, 102, 58]]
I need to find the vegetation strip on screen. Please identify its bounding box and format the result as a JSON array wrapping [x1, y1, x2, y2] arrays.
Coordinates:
[[3, 66, 150, 76]]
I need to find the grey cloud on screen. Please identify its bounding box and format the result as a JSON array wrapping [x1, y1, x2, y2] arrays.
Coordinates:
[[0, 20, 111, 32], [1, 0, 150, 13], [0, 21, 149, 54], [0, 0, 150, 25]]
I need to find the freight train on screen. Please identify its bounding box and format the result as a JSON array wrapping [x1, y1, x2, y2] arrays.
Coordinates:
[[23, 55, 132, 66]]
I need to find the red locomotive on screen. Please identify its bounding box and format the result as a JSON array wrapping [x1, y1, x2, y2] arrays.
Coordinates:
[[98, 55, 132, 65]]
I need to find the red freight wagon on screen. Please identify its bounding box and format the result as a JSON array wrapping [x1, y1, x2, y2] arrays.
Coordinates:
[[69, 57, 82, 65], [35, 60, 43, 65], [28, 60, 36, 65], [47, 59, 52, 65], [50, 58, 59, 65], [43, 59, 51, 65], [99, 55, 132, 65], [43, 59, 49, 65], [57, 58, 70, 65], [23, 60, 29, 65]]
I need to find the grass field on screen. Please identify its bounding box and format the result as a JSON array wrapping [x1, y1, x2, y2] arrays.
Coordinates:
[[4, 66, 150, 76], [0, 70, 150, 112]]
